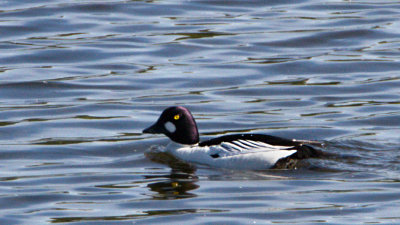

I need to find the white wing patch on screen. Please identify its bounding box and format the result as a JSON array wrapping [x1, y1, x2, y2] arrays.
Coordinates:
[[212, 139, 295, 157]]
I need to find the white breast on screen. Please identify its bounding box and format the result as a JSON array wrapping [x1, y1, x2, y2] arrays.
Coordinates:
[[165, 140, 297, 170]]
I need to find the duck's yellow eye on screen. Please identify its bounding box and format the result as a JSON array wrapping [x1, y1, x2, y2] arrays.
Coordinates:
[[174, 114, 180, 120]]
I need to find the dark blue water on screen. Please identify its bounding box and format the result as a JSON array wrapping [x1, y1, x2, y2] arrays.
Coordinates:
[[1, 0, 400, 224]]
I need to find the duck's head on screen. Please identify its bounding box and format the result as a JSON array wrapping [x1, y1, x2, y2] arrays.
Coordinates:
[[143, 106, 199, 145]]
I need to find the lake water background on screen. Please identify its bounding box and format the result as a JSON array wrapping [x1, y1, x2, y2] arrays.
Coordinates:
[[0, 0, 400, 224]]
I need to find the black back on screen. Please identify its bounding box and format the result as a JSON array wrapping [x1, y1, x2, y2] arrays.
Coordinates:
[[199, 133, 322, 159], [199, 133, 299, 147]]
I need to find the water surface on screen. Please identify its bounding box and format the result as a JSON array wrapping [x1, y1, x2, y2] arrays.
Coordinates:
[[0, 0, 400, 224]]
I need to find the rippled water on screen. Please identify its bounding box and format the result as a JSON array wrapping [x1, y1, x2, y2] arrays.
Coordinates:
[[1, 0, 400, 224]]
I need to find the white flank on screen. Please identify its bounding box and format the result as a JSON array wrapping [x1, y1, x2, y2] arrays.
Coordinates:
[[164, 140, 298, 170]]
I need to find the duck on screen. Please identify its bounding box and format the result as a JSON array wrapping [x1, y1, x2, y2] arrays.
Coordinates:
[[143, 106, 322, 170]]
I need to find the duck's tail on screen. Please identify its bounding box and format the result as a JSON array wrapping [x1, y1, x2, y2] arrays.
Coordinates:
[[271, 143, 327, 169]]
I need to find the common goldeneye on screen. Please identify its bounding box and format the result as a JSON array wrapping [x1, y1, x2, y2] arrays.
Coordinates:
[[143, 106, 321, 170]]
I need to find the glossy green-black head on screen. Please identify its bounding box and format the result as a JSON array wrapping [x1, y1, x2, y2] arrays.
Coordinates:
[[143, 106, 199, 145]]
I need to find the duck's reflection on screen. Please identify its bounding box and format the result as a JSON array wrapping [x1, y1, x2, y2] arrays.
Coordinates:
[[146, 172, 199, 200], [145, 150, 199, 200]]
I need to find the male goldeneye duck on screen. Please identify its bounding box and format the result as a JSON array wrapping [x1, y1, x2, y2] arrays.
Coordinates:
[[143, 106, 321, 170]]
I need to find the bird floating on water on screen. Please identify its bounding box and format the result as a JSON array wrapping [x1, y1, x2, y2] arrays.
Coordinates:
[[143, 106, 322, 170]]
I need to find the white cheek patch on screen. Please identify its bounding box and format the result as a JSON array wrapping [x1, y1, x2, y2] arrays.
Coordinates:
[[164, 121, 176, 133]]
